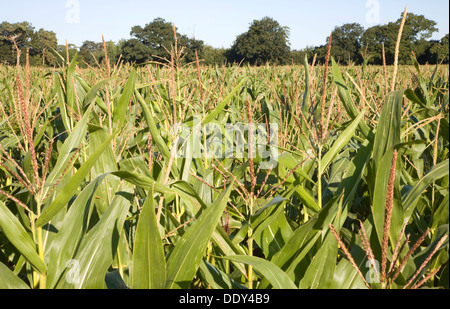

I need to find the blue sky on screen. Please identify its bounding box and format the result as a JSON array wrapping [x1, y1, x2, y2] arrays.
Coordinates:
[[1, 0, 448, 50]]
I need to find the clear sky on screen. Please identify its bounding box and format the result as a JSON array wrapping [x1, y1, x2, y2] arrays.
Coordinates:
[[1, 0, 448, 50]]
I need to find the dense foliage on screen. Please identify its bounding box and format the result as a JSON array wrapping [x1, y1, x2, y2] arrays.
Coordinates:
[[226, 17, 291, 65], [0, 26, 448, 289], [1, 12, 448, 67]]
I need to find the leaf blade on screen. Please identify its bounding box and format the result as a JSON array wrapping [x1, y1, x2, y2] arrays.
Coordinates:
[[0, 201, 46, 275], [165, 185, 233, 289], [37, 131, 116, 227], [132, 187, 166, 289], [223, 255, 298, 289]]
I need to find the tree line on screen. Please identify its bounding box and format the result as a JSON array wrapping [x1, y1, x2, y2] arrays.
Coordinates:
[[0, 12, 448, 68]]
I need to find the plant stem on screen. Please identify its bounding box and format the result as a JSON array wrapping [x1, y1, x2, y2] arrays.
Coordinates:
[[30, 213, 39, 288], [392, 6, 408, 92], [317, 146, 323, 209], [37, 226, 46, 288], [36, 199, 46, 289], [248, 197, 254, 289], [117, 247, 124, 279]]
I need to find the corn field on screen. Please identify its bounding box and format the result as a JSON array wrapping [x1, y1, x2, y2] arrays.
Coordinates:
[[0, 39, 448, 289]]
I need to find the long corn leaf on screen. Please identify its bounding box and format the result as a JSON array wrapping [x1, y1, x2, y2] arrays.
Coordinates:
[[165, 185, 233, 289], [132, 186, 166, 289], [0, 201, 46, 275], [37, 131, 116, 227]]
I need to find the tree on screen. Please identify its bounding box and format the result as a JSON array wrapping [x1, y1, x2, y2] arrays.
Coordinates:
[[29, 28, 58, 66], [290, 49, 307, 65], [119, 38, 151, 64], [430, 34, 449, 64], [360, 23, 395, 65], [102, 40, 119, 66], [329, 23, 364, 65], [0, 21, 57, 66], [0, 21, 35, 65], [399, 12, 438, 64], [127, 17, 203, 65], [55, 43, 79, 65], [202, 45, 227, 66], [79, 40, 103, 67], [361, 12, 438, 65], [228, 17, 290, 65], [414, 38, 436, 64], [131, 17, 174, 61], [79, 40, 119, 68], [183, 37, 205, 64]]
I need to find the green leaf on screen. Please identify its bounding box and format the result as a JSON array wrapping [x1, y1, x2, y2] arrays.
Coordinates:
[[403, 160, 449, 222], [432, 193, 449, 230], [332, 217, 374, 289], [165, 185, 233, 289], [210, 228, 248, 277], [82, 76, 115, 110], [58, 182, 133, 288], [0, 262, 30, 289], [113, 68, 136, 129], [88, 126, 120, 215], [331, 57, 371, 138], [253, 200, 293, 260], [301, 54, 310, 114], [222, 255, 297, 289], [320, 108, 365, 174], [111, 170, 174, 195], [0, 201, 46, 275], [198, 259, 246, 289], [372, 149, 397, 243], [51, 72, 69, 131], [260, 196, 341, 288], [336, 142, 373, 216], [43, 103, 94, 197], [263, 143, 371, 288], [65, 53, 78, 113], [298, 226, 338, 289], [371, 90, 404, 245], [46, 174, 107, 288], [132, 187, 166, 289], [169, 180, 248, 277], [37, 131, 116, 227], [135, 89, 178, 178], [277, 152, 314, 184], [332, 253, 368, 289], [294, 185, 320, 214], [201, 77, 247, 125], [407, 225, 449, 283], [269, 216, 319, 275], [372, 90, 404, 173]]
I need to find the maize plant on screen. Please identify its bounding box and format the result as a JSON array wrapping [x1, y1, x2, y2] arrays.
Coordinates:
[[0, 28, 448, 289]]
